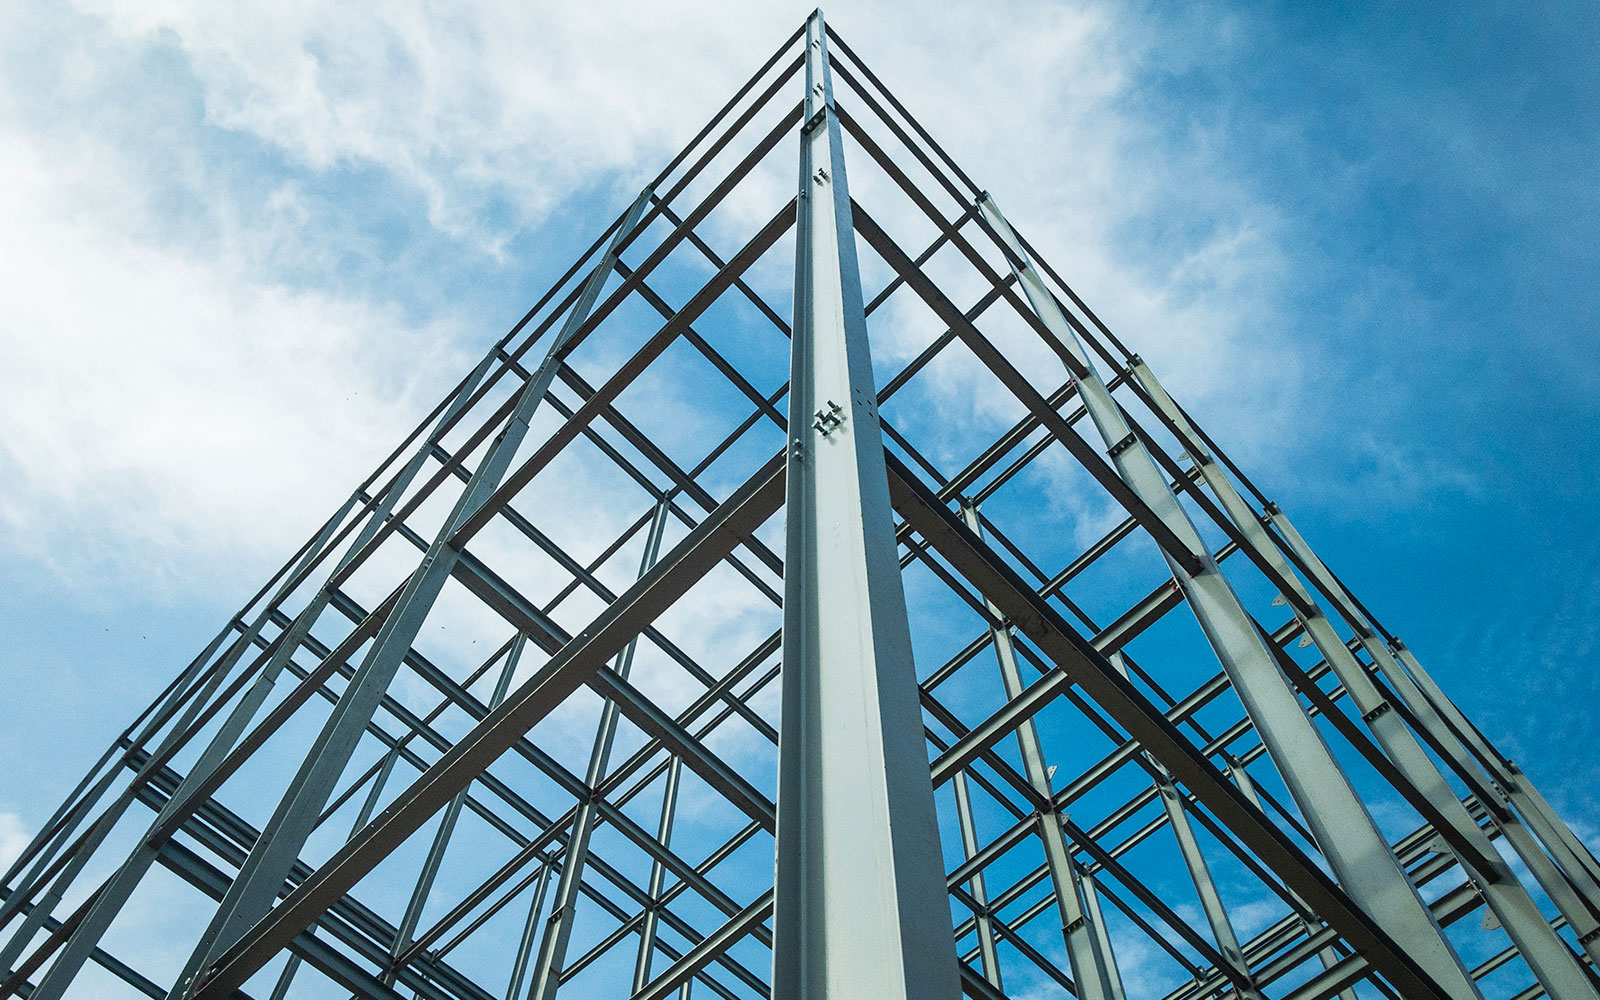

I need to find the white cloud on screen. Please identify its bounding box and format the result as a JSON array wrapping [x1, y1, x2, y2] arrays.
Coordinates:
[[0, 123, 465, 590], [0, 0, 1336, 595]]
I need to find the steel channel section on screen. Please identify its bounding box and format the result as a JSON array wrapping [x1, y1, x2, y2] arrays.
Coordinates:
[[951, 771, 1002, 988], [168, 186, 658, 1000], [959, 504, 1117, 1000], [976, 192, 1482, 1000], [1228, 758, 1361, 1000], [1126, 356, 1598, 998], [771, 13, 959, 1000], [1078, 874, 1127, 1000], [632, 754, 688, 998], [384, 634, 532, 984], [527, 500, 671, 1000]]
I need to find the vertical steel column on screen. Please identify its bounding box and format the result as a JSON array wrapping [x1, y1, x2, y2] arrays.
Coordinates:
[[386, 634, 530, 981], [1107, 650, 1261, 1000], [977, 192, 1481, 1000], [166, 185, 657, 1000], [1227, 758, 1359, 1000], [527, 500, 670, 1000], [961, 504, 1116, 1000], [266, 699, 413, 1000], [951, 771, 1002, 988], [506, 863, 554, 1000], [632, 755, 686, 997], [1127, 358, 1597, 999], [772, 12, 959, 999]]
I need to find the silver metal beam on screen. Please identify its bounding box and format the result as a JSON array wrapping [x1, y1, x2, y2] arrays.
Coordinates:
[[771, 13, 959, 999], [527, 500, 670, 1000]]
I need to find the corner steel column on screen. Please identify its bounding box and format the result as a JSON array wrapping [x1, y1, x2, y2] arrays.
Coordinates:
[[527, 499, 670, 1000], [772, 12, 958, 1000], [977, 192, 1482, 1000], [167, 185, 656, 1000], [1128, 358, 1597, 999], [961, 503, 1116, 1000], [1107, 652, 1262, 1000], [951, 771, 1001, 988]]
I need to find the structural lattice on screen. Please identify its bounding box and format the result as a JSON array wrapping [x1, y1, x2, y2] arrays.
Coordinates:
[[4, 13, 1599, 1000]]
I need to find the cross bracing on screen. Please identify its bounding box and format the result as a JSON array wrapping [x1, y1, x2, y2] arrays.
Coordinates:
[[3, 11, 1599, 1000]]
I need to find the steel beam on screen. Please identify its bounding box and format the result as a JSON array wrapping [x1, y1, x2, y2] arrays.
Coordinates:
[[527, 500, 671, 1000], [770, 13, 960, 1000]]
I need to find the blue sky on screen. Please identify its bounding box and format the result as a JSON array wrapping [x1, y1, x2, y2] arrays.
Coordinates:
[[0, 0, 1596, 993]]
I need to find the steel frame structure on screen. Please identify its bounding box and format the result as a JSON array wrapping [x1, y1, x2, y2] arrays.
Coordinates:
[[4, 12, 1598, 1000]]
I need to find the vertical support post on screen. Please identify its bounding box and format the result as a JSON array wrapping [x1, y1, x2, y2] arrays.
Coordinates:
[[961, 504, 1115, 1000], [633, 756, 684, 996], [772, 12, 959, 999], [506, 863, 554, 1000], [1128, 358, 1597, 999], [978, 192, 1481, 1000], [951, 771, 1001, 988], [1079, 873, 1127, 1000], [528, 500, 671, 1000]]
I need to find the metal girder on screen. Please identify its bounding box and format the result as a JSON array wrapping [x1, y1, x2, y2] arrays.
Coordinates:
[[770, 12, 958, 999], [959, 504, 1117, 1000]]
